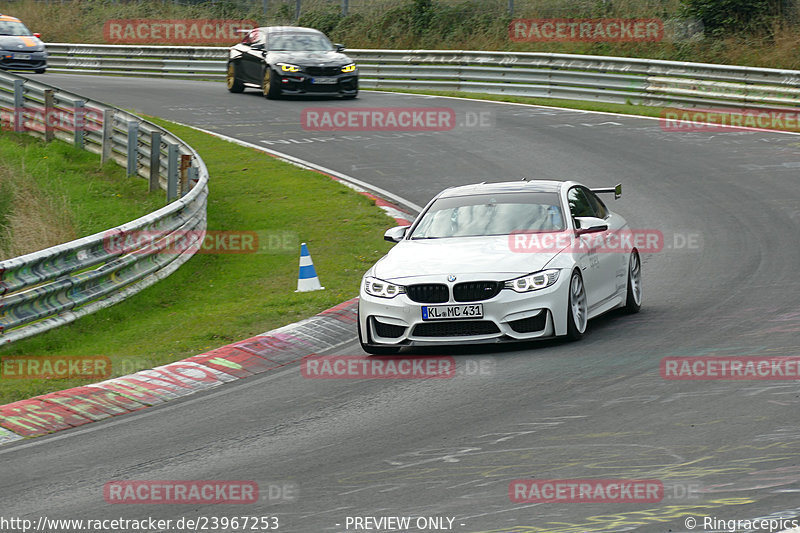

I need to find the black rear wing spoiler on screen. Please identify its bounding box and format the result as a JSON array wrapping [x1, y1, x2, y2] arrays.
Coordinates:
[[590, 183, 622, 200]]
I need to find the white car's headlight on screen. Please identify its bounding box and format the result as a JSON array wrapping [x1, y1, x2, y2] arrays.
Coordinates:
[[277, 62, 301, 72], [505, 269, 560, 292], [363, 276, 405, 298]]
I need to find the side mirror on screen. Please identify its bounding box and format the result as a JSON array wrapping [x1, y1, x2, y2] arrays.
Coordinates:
[[574, 216, 608, 234], [384, 226, 409, 243], [334, 43, 345, 52]]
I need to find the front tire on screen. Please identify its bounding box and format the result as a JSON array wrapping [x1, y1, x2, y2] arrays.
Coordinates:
[[226, 62, 244, 93], [565, 270, 588, 341], [34, 68, 46, 74], [358, 308, 401, 355], [262, 67, 281, 99], [623, 249, 642, 313]]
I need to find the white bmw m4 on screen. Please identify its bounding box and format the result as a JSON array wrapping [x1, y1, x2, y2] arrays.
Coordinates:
[[358, 180, 643, 354]]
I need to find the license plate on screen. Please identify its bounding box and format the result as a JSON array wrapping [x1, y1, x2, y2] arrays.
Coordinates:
[[312, 77, 338, 84], [14, 53, 31, 60], [422, 304, 483, 321]]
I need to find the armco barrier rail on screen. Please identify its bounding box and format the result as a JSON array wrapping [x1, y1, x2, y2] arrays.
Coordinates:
[[0, 70, 209, 345], [46, 43, 800, 110]]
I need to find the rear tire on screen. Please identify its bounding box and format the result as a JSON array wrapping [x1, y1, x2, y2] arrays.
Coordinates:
[[623, 249, 642, 314], [565, 270, 588, 341], [262, 67, 281, 99], [358, 308, 401, 355], [226, 62, 244, 93]]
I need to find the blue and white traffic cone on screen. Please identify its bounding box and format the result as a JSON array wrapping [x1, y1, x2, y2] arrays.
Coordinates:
[[296, 242, 324, 292]]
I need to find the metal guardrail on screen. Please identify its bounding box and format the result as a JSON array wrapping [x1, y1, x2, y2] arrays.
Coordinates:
[[45, 43, 800, 110], [0, 69, 209, 345]]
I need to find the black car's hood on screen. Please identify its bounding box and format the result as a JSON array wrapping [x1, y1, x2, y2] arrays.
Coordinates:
[[267, 50, 351, 66], [0, 35, 44, 52]]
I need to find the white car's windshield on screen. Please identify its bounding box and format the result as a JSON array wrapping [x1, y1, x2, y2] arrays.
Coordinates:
[[0, 21, 32, 36], [269, 33, 333, 51], [410, 192, 565, 239]]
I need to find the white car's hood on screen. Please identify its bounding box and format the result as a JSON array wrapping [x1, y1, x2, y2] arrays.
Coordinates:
[[373, 236, 561, 282]]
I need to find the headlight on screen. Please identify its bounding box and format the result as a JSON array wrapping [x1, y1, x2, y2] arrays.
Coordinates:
[[341, 63, 357, 73], [363, 276, 405, 298], [277, 63, 301, 72], [505, 269, 560, 293]]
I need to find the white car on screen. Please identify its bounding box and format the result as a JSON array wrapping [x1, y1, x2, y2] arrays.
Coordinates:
[[358, 180, 642, 354]]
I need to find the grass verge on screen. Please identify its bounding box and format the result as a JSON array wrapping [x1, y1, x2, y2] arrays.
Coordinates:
[[0, 119, 394, 405]]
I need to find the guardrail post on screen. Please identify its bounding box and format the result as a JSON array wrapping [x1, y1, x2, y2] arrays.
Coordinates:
[[149, 130, 161, 192], [13, 79, 24, 132], [187, 166, 199, 192], [43, 89, 54, 142], [508, 0, 514, 15], [295, 0, 301, 21], [179, 154, 191, 197], [342, 0, 348, 16], [101, 109, 113, 165], [72, 99, 85, 149], [167, 143, 179, 202], [126, 121, 139, 177]]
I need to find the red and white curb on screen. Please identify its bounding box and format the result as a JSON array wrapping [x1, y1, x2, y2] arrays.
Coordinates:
[[0, 298, 359, 444]]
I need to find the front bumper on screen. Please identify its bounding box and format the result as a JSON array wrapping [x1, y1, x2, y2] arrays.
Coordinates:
[[358, 272, 571, 348], [276, 71, 358, 96], [0, 50, 47, 72]]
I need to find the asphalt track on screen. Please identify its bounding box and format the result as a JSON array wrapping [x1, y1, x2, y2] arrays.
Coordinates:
[[2, 73, 800, 533]]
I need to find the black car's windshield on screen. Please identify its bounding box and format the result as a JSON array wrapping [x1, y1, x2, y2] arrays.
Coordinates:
[[269, 33, 333, 51], [0, 21, 32, 36], [410, 192, 565, 239]]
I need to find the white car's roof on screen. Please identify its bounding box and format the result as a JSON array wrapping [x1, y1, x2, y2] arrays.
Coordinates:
[[438, 180, 565, 198]]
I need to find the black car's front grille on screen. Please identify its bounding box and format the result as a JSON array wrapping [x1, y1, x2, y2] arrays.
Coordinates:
[[412, 320, 500, 337], [508, 311, 547, 333], [372, 318, 406, 339], [305, 66, 341, 76], [406, 284, 449, 304], [453, 281, 503, 302]]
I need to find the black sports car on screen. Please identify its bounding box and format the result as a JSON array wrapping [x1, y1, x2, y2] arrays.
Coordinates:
[[226, 26, 358, 99]]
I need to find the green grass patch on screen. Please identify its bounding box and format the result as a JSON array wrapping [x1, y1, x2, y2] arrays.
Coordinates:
[[0, 120, 394, 405]]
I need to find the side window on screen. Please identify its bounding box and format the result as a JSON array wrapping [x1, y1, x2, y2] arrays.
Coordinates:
[[584, 188, 608, 219], [567, 187, 596, 219]]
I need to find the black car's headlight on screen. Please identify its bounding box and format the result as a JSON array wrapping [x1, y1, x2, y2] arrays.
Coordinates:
[[505, 269, 560, 293], [277, 62, 301, 73], [363, 276, 405, 298], [341, 63, 357, 73]]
